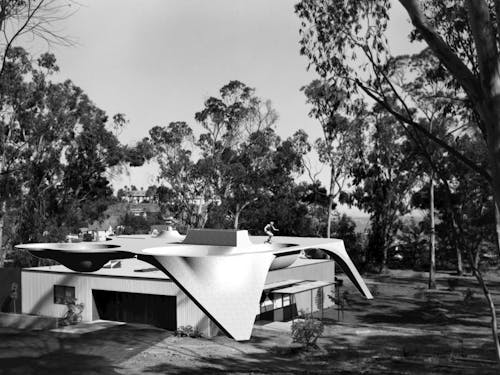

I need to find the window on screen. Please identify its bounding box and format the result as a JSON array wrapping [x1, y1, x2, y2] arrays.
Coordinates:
[[260, 296, 274, 313], [53, 285, 75, 304], [134, 267, 157, 273], [273, 294, 283, 309]]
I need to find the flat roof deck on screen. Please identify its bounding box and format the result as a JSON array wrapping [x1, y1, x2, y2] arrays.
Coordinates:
[[22, 257, 333, 281]]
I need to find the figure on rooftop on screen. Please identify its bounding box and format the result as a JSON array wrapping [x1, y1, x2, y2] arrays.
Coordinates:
[[264, 221, 279, 244]]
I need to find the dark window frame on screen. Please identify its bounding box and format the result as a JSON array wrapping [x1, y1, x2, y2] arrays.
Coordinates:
[[53, 285, 75, 304]]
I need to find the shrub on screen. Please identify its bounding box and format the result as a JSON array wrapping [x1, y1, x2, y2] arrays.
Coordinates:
[[291, 316, 324, 348], [61, 297, 84, 326], [174, 325, 202, 338]]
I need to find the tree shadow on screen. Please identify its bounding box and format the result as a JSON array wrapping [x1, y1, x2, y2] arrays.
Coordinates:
[[0, 323, 171, 372], [356, 296, 492, 328], [323, 330, 499, 374], [59, 323, 172, 363], [140, 330, 499, 375], [0, 352, 122, 375]]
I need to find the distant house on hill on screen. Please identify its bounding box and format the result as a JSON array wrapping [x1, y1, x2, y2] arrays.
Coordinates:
[[130, 202, 161, 218], [126, 190, 148, 204], [118, 187, 159, 204]]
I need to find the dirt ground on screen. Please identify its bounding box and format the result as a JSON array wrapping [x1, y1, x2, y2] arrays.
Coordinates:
[[1, 270, 500, 374]]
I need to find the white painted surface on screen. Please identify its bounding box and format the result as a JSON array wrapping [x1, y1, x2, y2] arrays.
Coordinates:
[[21, 269, 208, 334], [21, 257, 336, 337], [153, 252, 275, 340]]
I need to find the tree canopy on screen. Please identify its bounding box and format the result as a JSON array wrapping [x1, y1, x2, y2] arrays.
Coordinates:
[[0, 48, 146, 265]]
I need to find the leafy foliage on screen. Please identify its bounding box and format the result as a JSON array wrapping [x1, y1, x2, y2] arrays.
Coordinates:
[[117, 213, 151, 235], [174, 325, 202, 338], [291, 316, 324, 348], [0, 49, 146, 265], [147, 81, 309, 231], [345, 108, 418, 271]]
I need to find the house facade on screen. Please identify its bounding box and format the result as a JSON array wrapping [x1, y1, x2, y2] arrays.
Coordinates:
[[21, 257, 336, 337]]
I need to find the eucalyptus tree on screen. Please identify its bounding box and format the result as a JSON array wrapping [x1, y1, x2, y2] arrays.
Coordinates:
[[147, 122, 205, 228], [0, 0, 76, 79], [387, 49, 471, 284], [295, 0, 500, 359], [302, 80, 366, 238], [295, 0, 500, 248], [348, 106, 419, 272], [0, 49, 142, 266], [201, 127, 308, 230], [195, 81, 285, 228]]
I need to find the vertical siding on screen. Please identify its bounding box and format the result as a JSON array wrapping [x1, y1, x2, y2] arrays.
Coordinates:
[[22, 271, 78, 319], [21, 260, 336, 337], [21, 270, 209, 335]]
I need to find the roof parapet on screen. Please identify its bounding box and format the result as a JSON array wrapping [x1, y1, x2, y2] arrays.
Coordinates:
[[182, 229, 252, 247]]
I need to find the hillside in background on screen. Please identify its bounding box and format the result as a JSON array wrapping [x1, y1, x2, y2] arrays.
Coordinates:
[[89, 202, 161, 231]]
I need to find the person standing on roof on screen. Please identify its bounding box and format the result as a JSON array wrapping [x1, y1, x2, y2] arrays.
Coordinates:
[[264, 221, 279, 244]]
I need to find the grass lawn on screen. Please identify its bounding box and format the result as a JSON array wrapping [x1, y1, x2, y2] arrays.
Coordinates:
[[1, 269, 500, 374]]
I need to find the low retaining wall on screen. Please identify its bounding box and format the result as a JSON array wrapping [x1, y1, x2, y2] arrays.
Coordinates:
[[0, 312, 59, 330]]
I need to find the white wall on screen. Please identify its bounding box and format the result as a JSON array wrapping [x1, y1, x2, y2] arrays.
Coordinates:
[[21, 259, 335, 336], [21, 270, 211, 334], [264, 259, 335, 312]]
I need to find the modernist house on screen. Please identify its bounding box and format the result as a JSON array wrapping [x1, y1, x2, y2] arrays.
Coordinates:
[[17, 229, 372, 340], [22, 256, 336, 337]]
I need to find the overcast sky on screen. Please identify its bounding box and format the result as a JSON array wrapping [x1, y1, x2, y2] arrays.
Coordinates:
[[28, 0, 420, 214]]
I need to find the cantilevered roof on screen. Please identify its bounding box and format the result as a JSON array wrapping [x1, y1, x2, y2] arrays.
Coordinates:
[[262, 279, 302, 290], [16, 229, 373, 342], [271, 280, 334, 295]]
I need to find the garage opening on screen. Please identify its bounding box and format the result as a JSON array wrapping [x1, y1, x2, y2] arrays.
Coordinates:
[[92, 290, 177, 330]]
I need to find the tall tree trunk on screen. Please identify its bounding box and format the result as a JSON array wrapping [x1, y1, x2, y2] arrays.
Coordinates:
[[381, 246, 388, 273], [448, 208, 464, 276], [458, 212, 500, 362], [0, 200, 6, 267], [399, 0, 500, 361], [327, 164, 335, 238], [234, 206, 240, 230], [473, 248, 481, 270], [233, 200, 253, 230], [456, 238, 464, 276], [472, 260, 500, 361], [495, 201, 500, 256], [485, 107, 500, 362], [380, 224, 390, 273], [443, 179, 463, 275], [429, 174, 436, 289], [487, 103, 500, 263]]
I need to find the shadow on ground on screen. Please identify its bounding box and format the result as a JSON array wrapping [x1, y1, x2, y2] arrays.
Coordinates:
[[0, 352, 121, 375], [0, 324, 170, 375], [139, 330, 500, 375], [2, 270, 500, 374]]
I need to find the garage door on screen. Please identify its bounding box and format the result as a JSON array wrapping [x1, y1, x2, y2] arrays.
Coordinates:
[[92, 290, 177, 330]]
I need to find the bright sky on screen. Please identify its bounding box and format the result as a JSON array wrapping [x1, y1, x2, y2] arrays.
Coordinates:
[[27, 0, 420, 216]]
